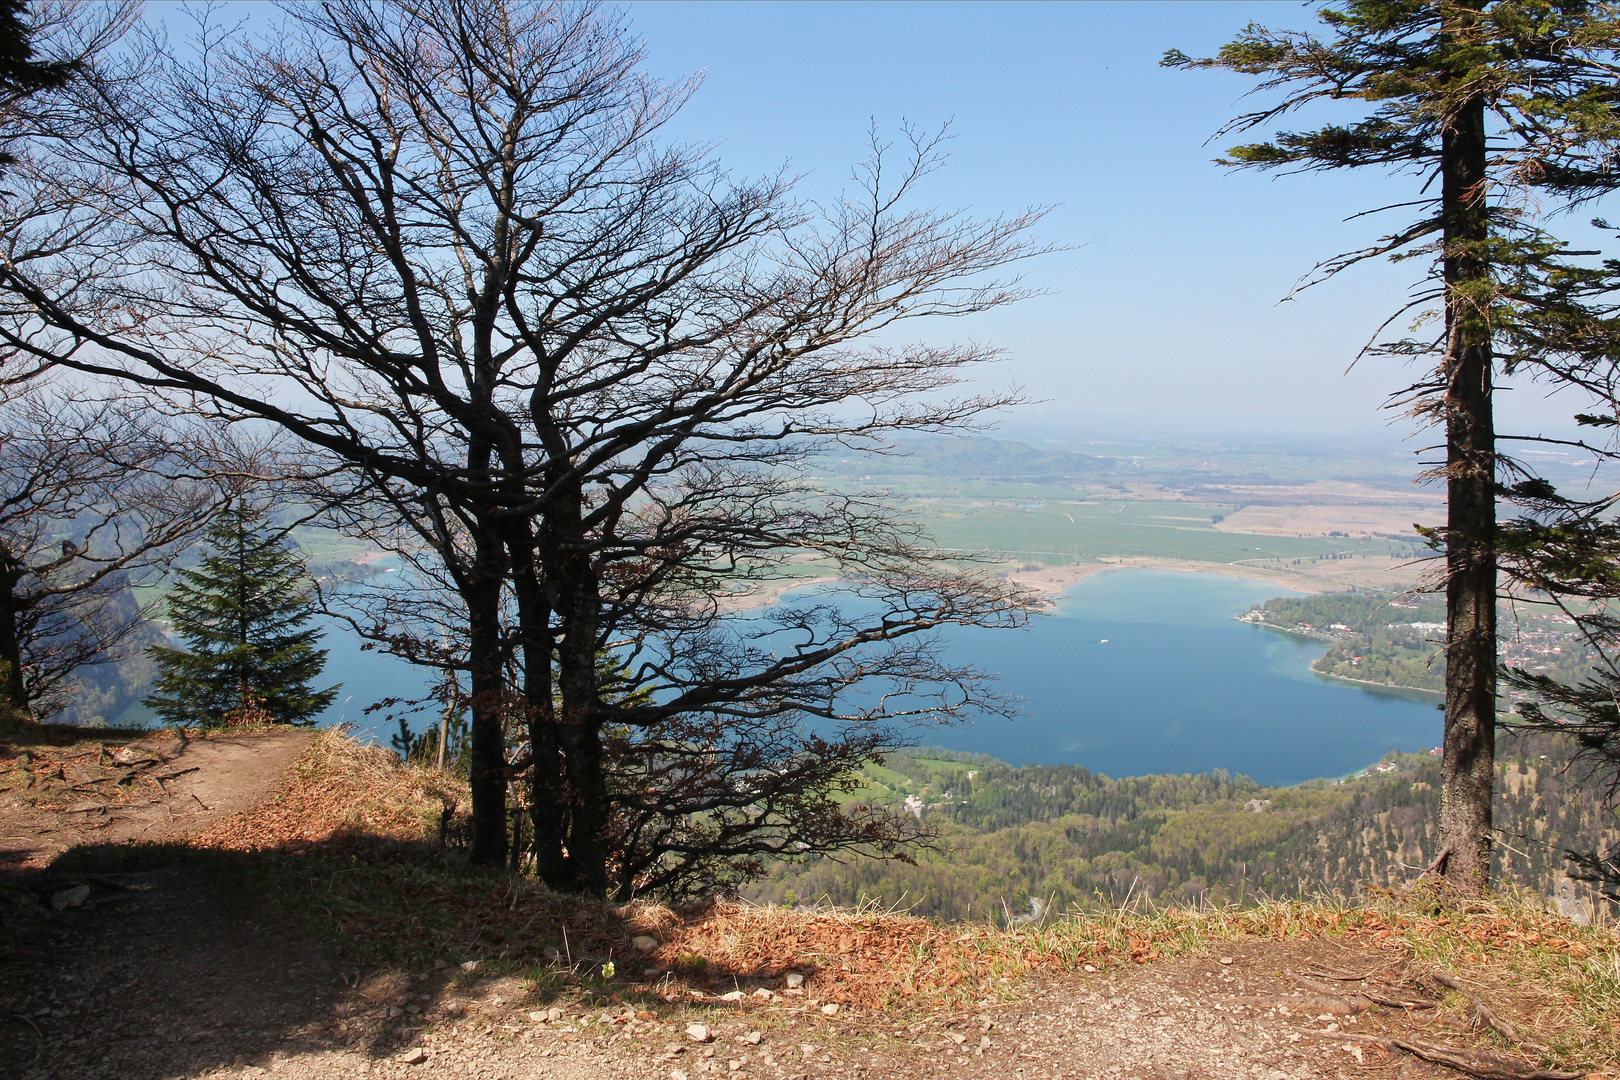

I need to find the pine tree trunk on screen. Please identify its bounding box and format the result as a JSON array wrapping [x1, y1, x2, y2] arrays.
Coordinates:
[[1437, 14, 1496, 896]]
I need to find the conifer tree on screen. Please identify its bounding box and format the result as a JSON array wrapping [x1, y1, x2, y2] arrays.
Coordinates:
[[1168, 1, 1620, 894], [145, 504, 339, 727]]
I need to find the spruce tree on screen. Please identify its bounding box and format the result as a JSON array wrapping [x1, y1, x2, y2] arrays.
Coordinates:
[[1168, 0, 1620, 894], [145, 504, 339, 727]]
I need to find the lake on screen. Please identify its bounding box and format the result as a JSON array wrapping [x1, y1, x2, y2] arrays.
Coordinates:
[[906, 568, 1441, 785], [317, 567, 1442, 785]]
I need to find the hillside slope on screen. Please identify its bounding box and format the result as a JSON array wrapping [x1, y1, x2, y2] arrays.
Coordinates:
[[753, 733, 1617, 922]]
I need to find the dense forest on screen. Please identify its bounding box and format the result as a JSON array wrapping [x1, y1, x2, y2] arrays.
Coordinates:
[[749, 733, 1618, 922]]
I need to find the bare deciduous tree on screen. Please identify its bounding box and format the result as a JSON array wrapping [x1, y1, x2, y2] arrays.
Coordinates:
[[0, 382, 231, 716], [1, 0, 1045, 892]]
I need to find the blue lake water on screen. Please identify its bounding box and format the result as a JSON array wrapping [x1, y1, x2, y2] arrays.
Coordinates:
[[311, 617, 435, 746], [310, 567, 1442, 786], [905, 568, 1441, 785]]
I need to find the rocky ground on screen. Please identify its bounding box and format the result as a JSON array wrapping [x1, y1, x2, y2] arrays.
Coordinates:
[[0, 727, 1604, 1080]]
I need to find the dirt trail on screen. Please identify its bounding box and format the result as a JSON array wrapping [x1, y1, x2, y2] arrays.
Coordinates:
[[0, 728, 315, 870], [0, 729, 1576, 1080]]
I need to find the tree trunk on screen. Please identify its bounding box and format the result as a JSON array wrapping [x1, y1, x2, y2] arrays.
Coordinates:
[[506, 523, 570, 888], [542, 479, 610, 897], [1437, 16, 1495, 897], [464, 528, 509, 868], [0, 563, 28, 713]]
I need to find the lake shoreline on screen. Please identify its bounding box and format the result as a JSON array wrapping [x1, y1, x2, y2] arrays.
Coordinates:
[[1244, 620, 1445, 702], [1005, 556, 1329, 600]]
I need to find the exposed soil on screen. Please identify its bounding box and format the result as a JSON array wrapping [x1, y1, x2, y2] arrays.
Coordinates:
[[0, 727, 1596, 1080], [0, 728, 316, 871]]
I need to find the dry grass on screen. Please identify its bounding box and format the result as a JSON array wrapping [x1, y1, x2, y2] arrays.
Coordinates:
[[193, 727, 460, 853], [103, 727, 1620, 1072]]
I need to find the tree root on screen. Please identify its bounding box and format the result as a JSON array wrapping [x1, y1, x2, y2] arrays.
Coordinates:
[[1429, 971, 1543, 1052], [1288, 971, 1436, 1011], [1306, 1030, 1584, 1080]]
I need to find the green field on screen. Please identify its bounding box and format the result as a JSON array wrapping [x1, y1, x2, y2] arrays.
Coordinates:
[[903, 496, 1411, 565]]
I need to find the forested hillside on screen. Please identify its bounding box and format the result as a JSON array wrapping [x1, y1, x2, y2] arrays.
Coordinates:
[[750, 733, 1617, 921]]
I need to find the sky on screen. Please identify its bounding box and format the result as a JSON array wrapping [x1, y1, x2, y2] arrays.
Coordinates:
[[622, 1, 1601, 447]]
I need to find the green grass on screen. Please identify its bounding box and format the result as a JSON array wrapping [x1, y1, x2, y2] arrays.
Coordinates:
[[902, 496, 1406, 564]]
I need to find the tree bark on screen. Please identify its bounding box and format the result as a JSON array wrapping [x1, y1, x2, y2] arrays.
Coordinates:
[[464, 527, 508, 867], [542, 477, 610, 897], [506, 523, 569, 888], [1437, 3, 1496, 896], [0, 561, 28, 712]]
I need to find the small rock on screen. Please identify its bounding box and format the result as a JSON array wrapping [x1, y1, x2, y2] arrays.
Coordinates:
[[632, 935, 660, 953], [547, 1007, 565, 1023], [979, 1035, 991, 1048], [397, 1048, 427, 1065], [820, 1003, 839, 1017], [720, 991, 745, 1002], [1218, 956, 1234, 966], [441, 1003, 464, 1017], [529, 1010, 546, 1023], [728, 1060, 743, 1072], [670, 1071, 688, 1080], [433, 959, 449, 970], [1555, 874, 1592, 925], [784, 972, 805, 988], [751, 988, 772, 1001], [686, 1023, 712, 1043], [743, 1030, 762, 1045], [50, 885, 90, 911], [388, 1006, 405, 1018], [459, 960, 479, 972], [946, 1032, 966, 1045], [1083, 964, 1098, 973]]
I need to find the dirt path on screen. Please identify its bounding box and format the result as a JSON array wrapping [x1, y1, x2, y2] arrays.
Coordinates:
[[2, 897, 1463, 1080], [0, 729, 1575, 1080], [0, 728, 315, 871]]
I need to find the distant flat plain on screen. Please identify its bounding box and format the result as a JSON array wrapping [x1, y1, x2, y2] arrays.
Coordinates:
[[838, 432, 1442, 597]]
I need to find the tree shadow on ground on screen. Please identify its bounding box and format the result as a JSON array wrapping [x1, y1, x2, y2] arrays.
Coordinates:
[[0, 838, 809, 1080], [2, 844, 364, 1080]]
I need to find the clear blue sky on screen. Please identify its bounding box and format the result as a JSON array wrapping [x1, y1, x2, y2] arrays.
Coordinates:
[[156, 0, 1596, 446], [625, 1, 1593, 445]]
